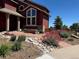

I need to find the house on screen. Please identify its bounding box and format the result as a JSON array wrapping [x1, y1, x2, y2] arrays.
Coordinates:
[[0, 0, 23, 31], [0, 0, 49, 33]]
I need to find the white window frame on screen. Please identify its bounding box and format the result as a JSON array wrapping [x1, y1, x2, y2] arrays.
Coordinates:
[[26, 8, 37, 26]]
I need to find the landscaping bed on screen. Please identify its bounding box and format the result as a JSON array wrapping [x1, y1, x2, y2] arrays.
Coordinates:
[[0, 36, 43, 59]]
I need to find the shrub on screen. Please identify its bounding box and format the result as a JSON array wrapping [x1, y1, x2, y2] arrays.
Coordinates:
[[42, 37, 58, 47], [10, 35, 16, 41], [60, 32, 69, 38], [11, 42, 21, 51], [17, 35, 26, 42], [0, 45, 10, 57], [37, 26, 43, 33]]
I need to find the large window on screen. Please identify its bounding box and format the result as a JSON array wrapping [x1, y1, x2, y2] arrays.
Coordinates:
[[26, 8, 37, 26]]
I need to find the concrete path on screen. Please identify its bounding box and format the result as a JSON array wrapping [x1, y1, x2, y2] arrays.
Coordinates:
[[58, 41, 71, 47], [36, 54, 54, 59], [52, 45, 79, 59]]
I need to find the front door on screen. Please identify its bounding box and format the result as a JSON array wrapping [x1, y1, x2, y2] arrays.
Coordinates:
[[9, 15, 17, 31]]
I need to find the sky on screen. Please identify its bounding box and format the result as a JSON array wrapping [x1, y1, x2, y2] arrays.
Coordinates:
[[33, 0, 79, 27]]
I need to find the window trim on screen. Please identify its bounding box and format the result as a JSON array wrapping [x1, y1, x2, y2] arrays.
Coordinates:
[[11, 0, 18, 4], [26, 8, 37, 26]]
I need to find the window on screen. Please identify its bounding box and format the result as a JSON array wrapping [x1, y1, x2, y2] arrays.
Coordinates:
[[27, 10, 31, 16], [32, 17, 35, 25], [27, 18, 31, 25], [26, 8, 37, 26]]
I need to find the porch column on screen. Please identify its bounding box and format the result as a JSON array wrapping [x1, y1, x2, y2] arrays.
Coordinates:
[[17, 17, 20, 31], [43, 25, 45, 32], [6, 14, 10, 31]]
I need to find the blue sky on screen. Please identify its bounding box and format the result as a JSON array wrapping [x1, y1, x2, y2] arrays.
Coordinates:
[[33, 0, 79, 27]]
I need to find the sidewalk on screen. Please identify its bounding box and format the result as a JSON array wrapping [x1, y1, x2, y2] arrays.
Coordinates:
[[36, 54, 54, 59], [52, 45, 79, 59], [58, 41, 71, 48]]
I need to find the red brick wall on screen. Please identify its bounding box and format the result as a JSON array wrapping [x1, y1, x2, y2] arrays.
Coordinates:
[[37, 10, 49, 32], [37, 10, 43, 26], [43, 14, 49, 32], [5, 3, 16, 11], [18, 4, 49, 32], [5, 0, 17, 11], [0, 0, 5, 8]]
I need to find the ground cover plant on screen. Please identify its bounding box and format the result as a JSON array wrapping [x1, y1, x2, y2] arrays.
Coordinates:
[[11, 42, 21, 51], [60, 32, 69, 38], [10, 35, 16, 41], [0, 44, 10, 57], [42, 37, 59, 47], [17, 35, 26, 42]]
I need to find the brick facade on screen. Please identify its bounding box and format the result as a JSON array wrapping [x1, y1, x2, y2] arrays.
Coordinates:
[[0, 0, 49, 32]]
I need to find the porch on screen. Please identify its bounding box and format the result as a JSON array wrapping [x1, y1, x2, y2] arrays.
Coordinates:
[[0, 8, 24, 31]]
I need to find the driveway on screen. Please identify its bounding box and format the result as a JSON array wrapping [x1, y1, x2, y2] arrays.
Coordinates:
[[52, 45, 79, 59]]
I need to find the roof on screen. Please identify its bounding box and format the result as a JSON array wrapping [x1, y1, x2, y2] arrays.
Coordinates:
[[26, 1, 49, 12], [10, 0, 18, 4], [0, 8, 23, 17], [17, 0, 49, 15]]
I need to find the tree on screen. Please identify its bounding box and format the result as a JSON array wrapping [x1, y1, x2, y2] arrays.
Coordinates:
[[70, 23, 79, 31], [62, 25, 68, 30], [54, 16, 63, 29]]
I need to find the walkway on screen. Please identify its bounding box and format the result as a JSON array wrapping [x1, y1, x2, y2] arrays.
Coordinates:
[[58, 41, 71, 48], [52, 45, 79, 59], [36, 54, 54, 59]]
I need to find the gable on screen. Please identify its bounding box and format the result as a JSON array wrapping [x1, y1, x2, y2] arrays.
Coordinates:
[[17, 1, 49, 15]]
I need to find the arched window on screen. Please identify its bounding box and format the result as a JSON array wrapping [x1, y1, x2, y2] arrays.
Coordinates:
[[26, 8, 37, 26]]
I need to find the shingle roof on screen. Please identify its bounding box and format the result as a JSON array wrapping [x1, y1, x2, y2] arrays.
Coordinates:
[[26, 1, 49, 12]]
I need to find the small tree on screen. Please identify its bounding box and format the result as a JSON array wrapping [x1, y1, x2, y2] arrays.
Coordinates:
[[54, 16, 63, 30], [62, 25, 68, 30], [70, 23, 79, 31]]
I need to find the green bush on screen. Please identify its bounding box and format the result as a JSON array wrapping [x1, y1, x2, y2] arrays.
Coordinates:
[[37, 26, 43, 33], [42, 37, 58, 47], [60, 32, 69, 38], [10, 35, 16, 41], [11, 42, 21, 51], [0, 45, 10, 57], [17, 35, 26, 42]]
